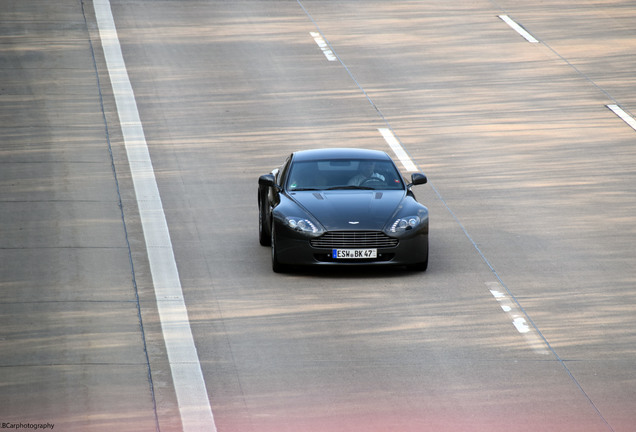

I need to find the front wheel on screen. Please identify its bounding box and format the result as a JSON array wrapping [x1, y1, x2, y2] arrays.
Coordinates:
[[271, 223, 286, 273], [258, 192, 270, 246], [407, 242, 428, 272], [407, 257, 428, 272]]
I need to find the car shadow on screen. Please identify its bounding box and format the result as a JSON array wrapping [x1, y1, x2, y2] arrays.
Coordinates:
[[280, 264, 425, 279]]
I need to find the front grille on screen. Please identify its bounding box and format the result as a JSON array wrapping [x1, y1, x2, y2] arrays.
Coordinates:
[[310, 231, 398, 249]]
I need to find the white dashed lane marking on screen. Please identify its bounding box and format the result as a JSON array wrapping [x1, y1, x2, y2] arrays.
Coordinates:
[[487, 282, 549, 355], [498, 15, 539, 43], [607, 104, 636, 132], [378, 128, 418, 172], [310, 32, 337, 61]]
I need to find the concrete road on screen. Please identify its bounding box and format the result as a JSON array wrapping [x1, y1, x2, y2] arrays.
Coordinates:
[[0, 0, 161, 431], [1, 1, 634, 431]]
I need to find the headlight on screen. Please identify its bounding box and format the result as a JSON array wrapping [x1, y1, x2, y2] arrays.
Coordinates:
[[286, 216, 320, 234], [389, 216, 421, 233]]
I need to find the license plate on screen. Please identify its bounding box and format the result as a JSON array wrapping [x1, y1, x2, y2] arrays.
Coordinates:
[[332, 249, 377, 259]]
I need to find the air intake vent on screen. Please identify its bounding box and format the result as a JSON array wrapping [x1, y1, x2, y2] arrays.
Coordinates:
[[310, 231, 398, 249]]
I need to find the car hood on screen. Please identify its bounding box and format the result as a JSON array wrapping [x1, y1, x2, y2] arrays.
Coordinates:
[[289, 190, 404, 231]]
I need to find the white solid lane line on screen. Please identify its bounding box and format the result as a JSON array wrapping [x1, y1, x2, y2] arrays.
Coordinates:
[[498, 15, 539, 43], [607, 104, 636, 131], [378, 128, 418, 172], [93, 1, 217, 431]]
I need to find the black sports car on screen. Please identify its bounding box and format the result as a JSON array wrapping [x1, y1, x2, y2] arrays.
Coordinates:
[[258, 148, 429, 272]]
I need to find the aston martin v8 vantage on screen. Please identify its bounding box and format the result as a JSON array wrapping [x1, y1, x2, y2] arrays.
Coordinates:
[[258, 148, 429, 272]]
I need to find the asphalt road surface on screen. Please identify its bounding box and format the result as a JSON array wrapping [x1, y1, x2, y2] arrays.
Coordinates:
[[1, 1, 635, 431]]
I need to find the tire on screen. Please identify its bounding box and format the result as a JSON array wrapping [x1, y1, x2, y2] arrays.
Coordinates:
[[407, 242, 428, 272], [258, 192, 270, 246], [407, 256, 428, 272], [271, 223, 286, 273]]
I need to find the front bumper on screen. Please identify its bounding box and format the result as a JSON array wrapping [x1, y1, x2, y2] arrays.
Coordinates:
[[274, 226, 428, 267]]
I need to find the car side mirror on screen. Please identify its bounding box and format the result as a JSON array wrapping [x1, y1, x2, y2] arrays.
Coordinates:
[[408, 172, 427, 187], [259, 174, 280, 190]]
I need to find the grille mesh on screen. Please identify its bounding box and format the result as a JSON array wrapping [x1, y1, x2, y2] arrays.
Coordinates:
[[310, 231, 398, 249]]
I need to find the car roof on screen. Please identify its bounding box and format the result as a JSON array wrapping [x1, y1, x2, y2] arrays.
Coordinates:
[[291, 148, 392, 162]]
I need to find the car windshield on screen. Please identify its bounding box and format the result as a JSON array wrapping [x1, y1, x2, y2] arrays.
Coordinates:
[[286, 159, 405, 191]]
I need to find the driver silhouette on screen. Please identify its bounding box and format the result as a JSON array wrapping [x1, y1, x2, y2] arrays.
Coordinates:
[[348, 161, 385, 186]]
